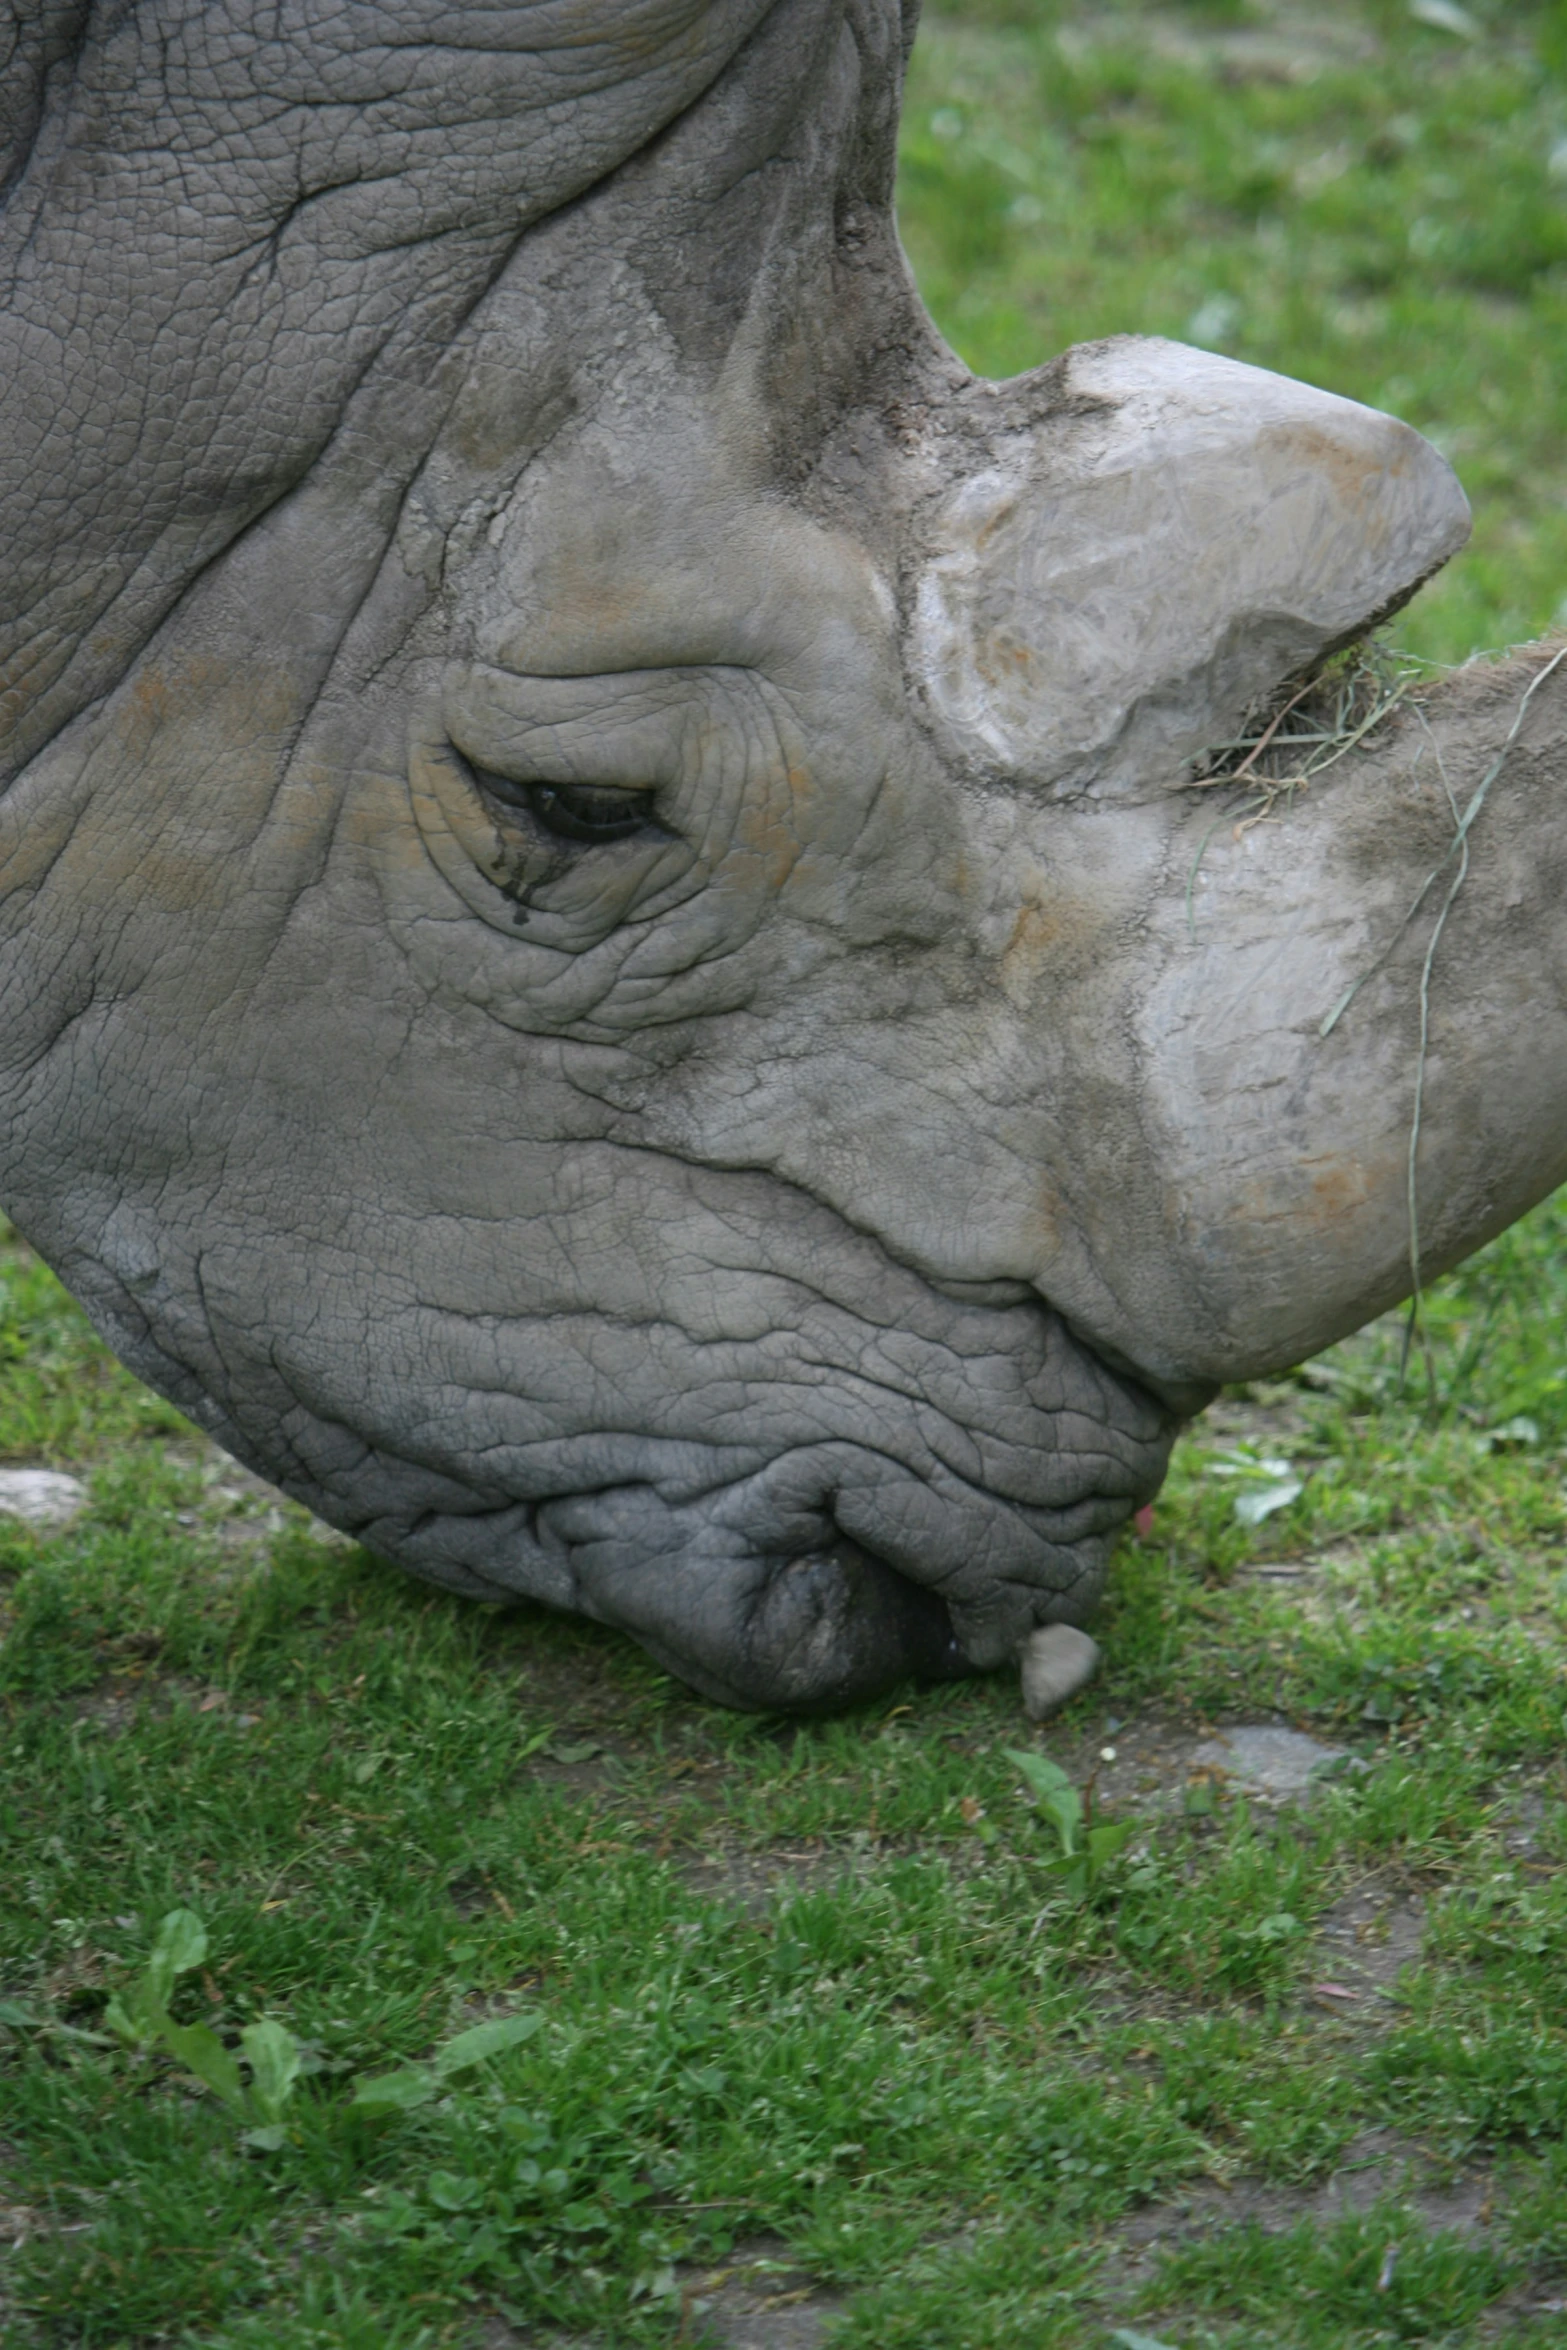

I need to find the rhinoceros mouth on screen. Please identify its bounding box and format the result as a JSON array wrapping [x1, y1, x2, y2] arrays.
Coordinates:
[[322, 1390, 1168, 1713], [68, 1166, 1178, 1715]]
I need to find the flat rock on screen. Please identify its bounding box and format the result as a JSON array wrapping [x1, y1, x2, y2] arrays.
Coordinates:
[[0, 1468, 87, 1529], [1189, 1723, 1347, 1800]]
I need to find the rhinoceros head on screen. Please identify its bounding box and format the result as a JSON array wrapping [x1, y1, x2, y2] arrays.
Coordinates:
[[3, 0, 1560, 1708]]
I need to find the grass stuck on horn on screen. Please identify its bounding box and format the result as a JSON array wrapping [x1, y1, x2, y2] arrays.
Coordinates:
[[1181, 639, 1426, 947], [1187, 638, 1425, 833]]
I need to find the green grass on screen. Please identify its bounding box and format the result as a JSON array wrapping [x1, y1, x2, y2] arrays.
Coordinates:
[[8, 2, 1567, 2343], [8, 1212, 1567, 2344]]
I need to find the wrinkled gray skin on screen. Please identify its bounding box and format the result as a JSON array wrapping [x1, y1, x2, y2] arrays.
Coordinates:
[[4, 0, 1566, 1711]]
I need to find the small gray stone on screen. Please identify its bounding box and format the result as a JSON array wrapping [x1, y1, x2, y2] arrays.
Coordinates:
[[0, 1468, 87, 1530], [1190, 1724, 1348, 1800], [1020, 1624, 1102, 1721]]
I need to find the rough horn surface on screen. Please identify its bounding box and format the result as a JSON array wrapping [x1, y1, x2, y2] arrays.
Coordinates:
[[912, 336, 1468, 791], [1, 0, 1560, 1711]]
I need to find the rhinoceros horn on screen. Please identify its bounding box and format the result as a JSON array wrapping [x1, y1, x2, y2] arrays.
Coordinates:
[[2, 0, 1563, 1710]]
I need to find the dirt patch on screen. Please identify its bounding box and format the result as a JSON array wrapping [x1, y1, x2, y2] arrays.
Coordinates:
[[467, 2242, 845, 2350], [1106, 2127, 1497, 2306], [471, 2322, 595, 2350], [672, 1842, 847, 1917], [69, 1677, 149, 1736], [1479, 2281, 1567, 2337], [1052, 1711, 1356, 1818], [521, 1737, 635, 1802], [1496, 1775, 1562, 1865], [1307, 1875, 1426, 2015], [682, 2239, 845, 2349], [1053, 1708, 1215, 1815], [70, 1672, 267, 1739]]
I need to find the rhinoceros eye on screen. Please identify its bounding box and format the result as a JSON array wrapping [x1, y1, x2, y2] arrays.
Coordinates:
[[471, 762, 654, 846]]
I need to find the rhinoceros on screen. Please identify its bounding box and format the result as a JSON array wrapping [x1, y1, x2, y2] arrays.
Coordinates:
[[2, 0, 1563, 1711]]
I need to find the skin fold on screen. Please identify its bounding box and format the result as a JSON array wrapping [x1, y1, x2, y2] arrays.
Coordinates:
[[3, 0, 1564, 1709]]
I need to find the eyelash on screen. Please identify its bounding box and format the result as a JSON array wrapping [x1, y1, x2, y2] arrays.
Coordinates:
[[465, 758, 658, 846]]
